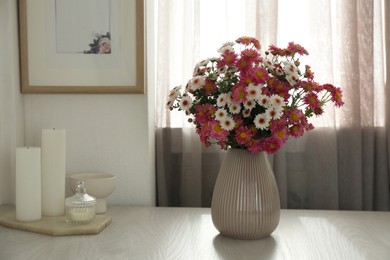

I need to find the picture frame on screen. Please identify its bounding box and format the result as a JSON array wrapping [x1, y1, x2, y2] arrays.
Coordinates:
[[18, 0, 144, 94]]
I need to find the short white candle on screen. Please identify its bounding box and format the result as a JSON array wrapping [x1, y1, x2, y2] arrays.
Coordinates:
[[67, 207, 95, 223], [15, 147, 41, 222], [41, 129, 66, 216]]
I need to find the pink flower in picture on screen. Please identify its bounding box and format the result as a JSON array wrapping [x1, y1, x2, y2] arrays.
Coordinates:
[[98, 37, 111, 54]]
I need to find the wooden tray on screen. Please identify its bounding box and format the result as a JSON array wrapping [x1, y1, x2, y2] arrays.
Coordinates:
[[0, 209, 111, 236]]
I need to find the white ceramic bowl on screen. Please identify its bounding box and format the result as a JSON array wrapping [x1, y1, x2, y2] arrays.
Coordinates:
[[70, 173, 117, 214]]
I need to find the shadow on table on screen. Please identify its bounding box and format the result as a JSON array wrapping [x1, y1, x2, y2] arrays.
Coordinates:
[[213, 234, 276, 260]]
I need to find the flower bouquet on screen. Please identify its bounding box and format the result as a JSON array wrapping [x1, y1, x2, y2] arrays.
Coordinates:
[[167, 36, 344, 154]]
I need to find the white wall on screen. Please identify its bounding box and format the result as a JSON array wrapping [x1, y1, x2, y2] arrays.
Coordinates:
[[0, 0, 25, 205], [0, 0, 156, 206]]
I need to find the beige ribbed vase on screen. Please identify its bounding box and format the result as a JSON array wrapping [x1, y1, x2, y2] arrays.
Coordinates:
[[211, 148, 280, 240]]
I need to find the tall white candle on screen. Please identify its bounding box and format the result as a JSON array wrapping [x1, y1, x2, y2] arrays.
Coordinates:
[[41, 129, 66, 216], [15, 147, 41, 222]]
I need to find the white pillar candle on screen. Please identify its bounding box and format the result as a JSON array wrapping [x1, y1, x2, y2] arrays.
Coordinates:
[[15, 147, 41, 222], [41, 129, 66, 216]]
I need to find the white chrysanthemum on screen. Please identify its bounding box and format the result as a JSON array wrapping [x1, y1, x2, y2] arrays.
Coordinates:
[[226, 92, 233, 104], [215, 108, 228, 121], [286, 74, 298, 86], [257, 95, 270, 108], [220, 117, 236, 131], [217, 41, 235, 53], [179, 96, 193, 110], [168, 85, 181, 101], [242, 109, 251, 118], [198, 59, 210, 67], [228, 102, 241, 114], [254, 113, 271, 130], [263, 57, 274, 71], [246, 84, 262, 100], [269, 94, 286, 110], [283, 61, 300, 80], [209, 57, 220, 63], [243, 99, 256, 110], [266, 107, 282, 120], [217, 93, 228, 107], [275, 66, 284, 76], [166, 100, 173, 109], [189, 76, 205, 91]]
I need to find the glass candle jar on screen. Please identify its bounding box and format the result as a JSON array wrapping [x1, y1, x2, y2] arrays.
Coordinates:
[[65, 181, 96, 224]]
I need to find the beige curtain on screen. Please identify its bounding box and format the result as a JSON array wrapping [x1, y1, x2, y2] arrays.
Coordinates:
[[155, 0, 390, 210]]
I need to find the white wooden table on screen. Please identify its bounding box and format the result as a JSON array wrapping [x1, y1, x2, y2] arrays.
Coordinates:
[[0, 205, 389, 260]]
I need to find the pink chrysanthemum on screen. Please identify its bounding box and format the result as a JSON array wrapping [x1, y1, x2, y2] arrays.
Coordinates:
[[268, 44, 287, 56], [268, 118, 287, 135], [194, 103, 216, 124], [304, 65, 315, 80], [268, 78, 290, 99], [286, 109, 304, 124], [217, 51, 238, 68], [231, 85, 247, 103], [274, 128, 288, 142], [323, 84, 344, 107], [251, 67, 269, 84], [240, 49, 261, 62], [236, 36, 261, 49], [263, 137, 282, 154], [247, 139, 264, 153], [303, 92, 320, 110], [332, 87, 344, 107], [234, 126, 253, 145], [236, 58, 251, 71], [239, 71, 255, 86], [203, 78, 217, 95], [209, 120, 229, 140], [289, 124, 305, 138], [287, 42, 309, 56], [233, 116, 244, 129], [196, 123, 211, 147]]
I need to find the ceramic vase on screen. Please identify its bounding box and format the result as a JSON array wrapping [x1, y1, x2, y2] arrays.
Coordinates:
[[211, 148, 280, 239]]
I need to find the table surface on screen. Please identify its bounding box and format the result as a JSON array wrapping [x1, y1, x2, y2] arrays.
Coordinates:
[[0, 205, 389, 260]]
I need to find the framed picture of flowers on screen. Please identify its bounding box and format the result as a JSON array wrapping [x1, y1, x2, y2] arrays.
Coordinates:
[[18, 0, 144, 94]]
